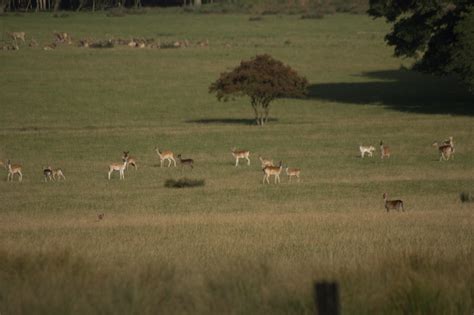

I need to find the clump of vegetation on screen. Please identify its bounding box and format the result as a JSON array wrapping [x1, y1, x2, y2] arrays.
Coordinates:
[[209, 54, 308, 126], [248, 16, 263, 21], [89, 40, 114, 48], [164, 178, 205, 188], [460, 192, 473, 203]]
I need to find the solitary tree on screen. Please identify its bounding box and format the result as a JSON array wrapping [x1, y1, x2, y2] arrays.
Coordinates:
[[368, 0, 474, 91], [209, 54, 308, 125]]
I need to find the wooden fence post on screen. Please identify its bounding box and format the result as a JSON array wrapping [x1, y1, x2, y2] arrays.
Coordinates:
[[314, 281, 340, 315]]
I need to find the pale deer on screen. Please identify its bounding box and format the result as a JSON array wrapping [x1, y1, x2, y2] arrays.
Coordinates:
[[383, 193, 404, 212], [359, 145, 375, 158], [108, 158, 127, 180], [52, 168, 66, 181], [155, 147, 176, 167], [0, 160, 5, 169], [259, 156, 274, 168], [285, 167, 301, 183], [122, 151, 137, 170], [43, 167, 53, 182], [380, 141, 390, 159], [263, 161, 283, 184], [177, 154, 194, 169], [432, 142, 454, 161], [7, 160, 23, 182], [9, 32, 26, 43], [232, 148, 250, 167]]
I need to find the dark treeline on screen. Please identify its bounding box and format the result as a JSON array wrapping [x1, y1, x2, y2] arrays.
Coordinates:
[[1, 0, 368, 14]]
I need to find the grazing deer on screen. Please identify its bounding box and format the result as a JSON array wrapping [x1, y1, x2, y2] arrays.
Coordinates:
[[7, 160, 23, 182], [285, 167, 301, 183], [383, 193, 404, 212], [155, 147, 176, 167], [263, 161, 283, 184], [9, 32, 26, 43], [380, 141, 391, 159], [52, 168, 66, 181], [122, 151, 137, 170], [108, 157, 127, 180], [432, 142, 454, 161], [43, 167, 53, 182], [177, 154, 194, 169], [359, 145, 375, 158], [232, 148, 250, 167], [259, 156, 274, 168]]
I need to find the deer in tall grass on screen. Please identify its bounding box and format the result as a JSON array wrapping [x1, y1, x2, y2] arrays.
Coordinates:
[[155, 147, 176, 167], [122, 151, 137, 170], [232, 148, 250, 167], [7, 160, 23, 182], [380, 141, 390, 159], [285, 166, 301, 183], [177, 154, 194, 169], [383, 193, 404, 212], [263, 161, 283, 184], [108, 157, 128, 180], [259, 156, 274, 168]]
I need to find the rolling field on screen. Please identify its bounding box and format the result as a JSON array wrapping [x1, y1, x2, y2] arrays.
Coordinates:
[[1, 11, 473, 314]]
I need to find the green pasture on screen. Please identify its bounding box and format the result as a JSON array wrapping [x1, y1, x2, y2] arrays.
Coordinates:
[[0, 11, 473, 314]]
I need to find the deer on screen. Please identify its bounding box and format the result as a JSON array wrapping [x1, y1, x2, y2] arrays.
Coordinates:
[[9, 32, 26, 43], [359, 145, 375, 158], [285, 166, 301, 183], [263, 161, 283, 184], [177, 154, 194, 169], [43, 167, 53, 182], [432, 141, 454, 161], [259, 156, 274, 168], [122, 151, 137, 170], [383, 193, 404, 212], [232, 148, 250, 167], [7, 160, 23, 182], [155, 147, 176, 167], [108, 157, 128, 180], [52, 168, 66, 181], [0, 160, 5, 169], [380, 141, 391, 159]]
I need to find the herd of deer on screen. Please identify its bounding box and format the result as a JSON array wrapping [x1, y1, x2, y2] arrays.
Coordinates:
[[2, 136, 457, 212]]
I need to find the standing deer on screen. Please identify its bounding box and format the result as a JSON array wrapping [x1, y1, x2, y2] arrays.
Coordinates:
[[43, 167, 53, 182], [108, 157, 128, 180], [380, 141, 391, 159], [285, 167, 301, 183], [177, 154, 194, 169], [52, 168, 66, 181], [383, 193, 404, 212], [263, 161, 283, 184], [7, 160, 23, 182], [155, 147, 176, 167], [122, 151, 137, 170], [432, 142, 454, 161], [232, 148, 250, 167]]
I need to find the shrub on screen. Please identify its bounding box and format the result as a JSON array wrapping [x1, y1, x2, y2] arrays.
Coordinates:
[[164, 178, 205, 188]]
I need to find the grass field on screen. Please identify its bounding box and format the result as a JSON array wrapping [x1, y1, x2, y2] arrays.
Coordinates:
[[1, 11, 473, 314]]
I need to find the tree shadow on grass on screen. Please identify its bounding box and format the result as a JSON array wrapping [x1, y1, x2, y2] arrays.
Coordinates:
[[185, 118, 278, 125], [307, 70, 474, 116]]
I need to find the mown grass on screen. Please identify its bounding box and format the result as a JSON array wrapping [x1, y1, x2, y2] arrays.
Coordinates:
[[1, 10, 473, 314]]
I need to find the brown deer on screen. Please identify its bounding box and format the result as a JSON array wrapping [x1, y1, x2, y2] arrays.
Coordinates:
[[122, 151, 137, 170], [383, 193, 404, 212], [285, 167, 301, 183], [259, 156, 274, 168], [52, 168, 66, 181], [232, 148, 250, 167], [177, 154, 194, 169], [380, 141, 391, 159], [7, 160, 23, 182], [155, 147, 176, 167], [263, 161, 283, 184], [108, 157, 128, 180], [432, 142, 454, 161], [9, 32, 26, 43]]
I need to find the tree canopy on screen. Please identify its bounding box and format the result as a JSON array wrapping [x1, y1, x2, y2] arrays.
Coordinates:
[[368, 1, 474, 91], [209, 54, 308, 126]]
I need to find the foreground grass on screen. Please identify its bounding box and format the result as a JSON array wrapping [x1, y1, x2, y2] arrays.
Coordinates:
[[0, 10, 473, 314]]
